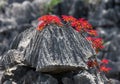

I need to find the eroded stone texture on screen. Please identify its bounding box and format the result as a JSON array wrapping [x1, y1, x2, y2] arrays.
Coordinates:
[[0, 25, 108, 84], [62, 71, 105, 84], [0, 49, 23, 70], [23, 25, 95, 73], [1, 24, 96, 73], [1, 66, 107, 84], [1, 66, 58, 84], [10, 27, 36, 52], [0, 0, 48, 55]]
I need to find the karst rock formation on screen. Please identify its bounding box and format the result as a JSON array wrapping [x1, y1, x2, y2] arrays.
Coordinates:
[[0, 24, 109, 84]]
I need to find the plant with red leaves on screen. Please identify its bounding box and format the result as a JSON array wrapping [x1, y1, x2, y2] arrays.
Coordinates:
[[62, 15, 93, 32], [36, 21, 47, 31], [101, 59, 109, 64], [87, 58, 111, 73], [38, 15, 62, 25], [87, 30, 98, 36], [62, 15, 77, 22], [78, 18, 92, 30], [86, 37, 104, 51], [71, 20, 82, 31], [87, 59, 98, 68], [36, 15, 62, 31], [100, 59, 111, 73], [87, 59, 111, 73], [37, 15, 96, 37], [100, 66, 111, 73]]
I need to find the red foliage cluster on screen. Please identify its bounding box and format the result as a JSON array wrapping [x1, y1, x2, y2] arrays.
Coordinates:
[[78, 18, 92, 30], [87, 59, 111, 73], [37, 15, 94, 36], [71, 20, 82, 31], [62, 15, 93, 33], [62, 15, 77, 22], [87, 60, 98, 68], [86, 37, 104, 51], [101, 59, 109, 64], [100, 66, 111, 73], [36, 15, 62, 31], [86, 35, 111, 73], [87, 30, 98, 36], [100, 59, 111, 73]]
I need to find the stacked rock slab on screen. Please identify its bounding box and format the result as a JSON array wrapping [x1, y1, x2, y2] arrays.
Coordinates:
[[0, 25, 107, 84]]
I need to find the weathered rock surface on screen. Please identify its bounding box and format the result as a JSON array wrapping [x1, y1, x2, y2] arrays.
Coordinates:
[[1, 66, 107, 84], [23, 25, 95, 73], [0, 0, 49, 55], [0, 24, 109, 84], [1, 25, 95, 73], [0, 49, 23, 70], [89, 0, 120, 27], [10, 27, 36, 52]]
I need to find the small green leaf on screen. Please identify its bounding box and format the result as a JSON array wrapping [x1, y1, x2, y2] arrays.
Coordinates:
[[49, 0, 62, 7], [44, 0, 62, 14]]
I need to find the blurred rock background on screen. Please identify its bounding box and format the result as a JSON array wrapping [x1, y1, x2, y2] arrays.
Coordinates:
[[0, 0, 120, 83]]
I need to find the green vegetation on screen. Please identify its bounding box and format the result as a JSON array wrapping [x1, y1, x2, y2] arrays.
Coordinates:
[[44, 0, 62, 14]]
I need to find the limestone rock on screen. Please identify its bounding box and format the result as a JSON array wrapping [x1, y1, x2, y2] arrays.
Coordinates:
[[0, 24, 108, 84], [10, 27, 36, 52], [23, 25, 95, 73], [1, 24, 96, 73], [1, 66, 107, 84], [0, 49, 23, 70]]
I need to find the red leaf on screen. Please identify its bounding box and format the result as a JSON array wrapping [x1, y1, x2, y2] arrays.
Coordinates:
[[100, 66, 111, 73], [87, 60, 98, 68], [87, 30, 98, 36], [101, 59, 109, 64], [37, 15, 62, 31], [62, 15, 77, 22], [87, 37, 104, 50]]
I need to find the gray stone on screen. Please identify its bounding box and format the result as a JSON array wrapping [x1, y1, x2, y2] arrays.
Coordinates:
[[10, 27, 36, 52], [2, 25, 96, 73], [0, 0, 48, 55], [0, 49, 23, 70], [109, 79, 120, 84], [1, 66, 107, 84], [23, 25, 95, 73], [0, 23, 109, 84], [115, 0, 120, 4], [1, 66, 58, 84]]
